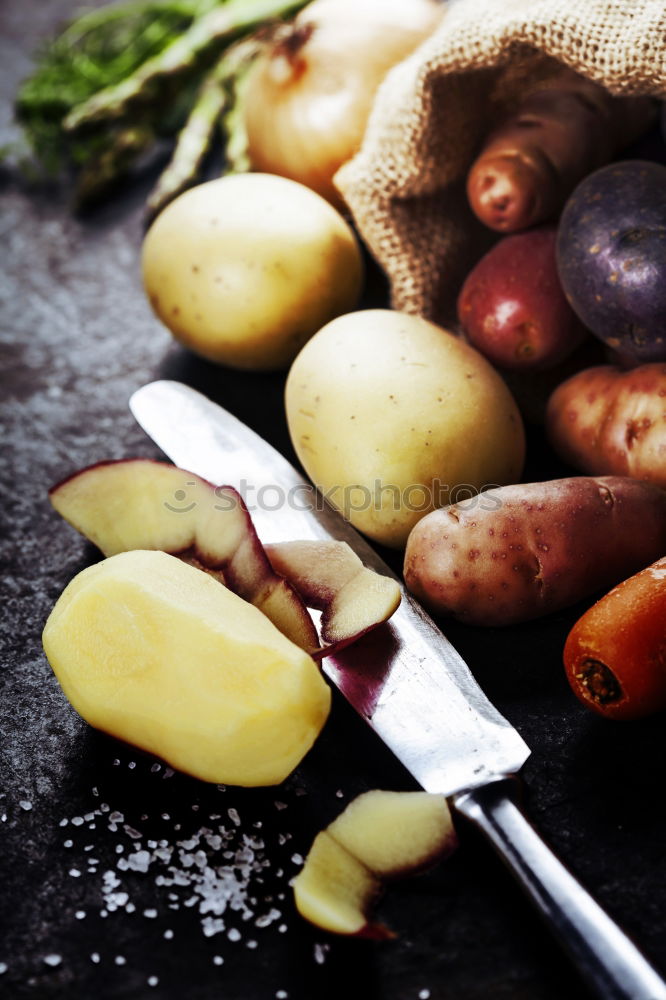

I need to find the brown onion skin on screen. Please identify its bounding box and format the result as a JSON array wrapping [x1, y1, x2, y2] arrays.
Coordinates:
[[242, 0, 443, 208], [564, 557, 666, 721]]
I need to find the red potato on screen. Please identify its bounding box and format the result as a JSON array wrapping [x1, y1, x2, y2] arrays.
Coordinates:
[[456, 225, 586, 370], [466, 71, 656, 233], [564, 557, 666, 721], [546, 364, 666, 488], [403, 476, 666, 627]]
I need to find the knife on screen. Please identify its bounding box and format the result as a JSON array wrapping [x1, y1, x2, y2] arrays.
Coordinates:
[[130, 379, 666, 1000]]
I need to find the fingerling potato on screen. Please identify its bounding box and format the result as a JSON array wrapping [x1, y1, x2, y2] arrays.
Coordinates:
[[404, 476, 666, 626]]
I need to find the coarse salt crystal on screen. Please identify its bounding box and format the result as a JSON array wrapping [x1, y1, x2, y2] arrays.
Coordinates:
[[147, 976, 159, 987], [163, 929, 174, 940], [213, 955, 224, 966], [227, 928, 241, 942], [143, 909, 158, 919], [114, 956, 126, 966], [125, 850, 151, 873], [90, 954, 100, 964], [19, 801, 32, 811], [71, 816, 84, 826], [43, 954, 62, 967], [75, 911, 86, 920], [314, 943, 330, 965], [0, 963, 7, 974], [419, 991, 431, 999], [69, 869, 81, 878], [227, 808, 241, 826]]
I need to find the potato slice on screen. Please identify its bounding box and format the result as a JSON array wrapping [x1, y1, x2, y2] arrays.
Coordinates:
[[49, 458, 318, 652], [293, 790, 457, 937]]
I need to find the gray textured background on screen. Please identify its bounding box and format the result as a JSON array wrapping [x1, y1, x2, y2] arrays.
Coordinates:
[[2, 4, 665, 999]]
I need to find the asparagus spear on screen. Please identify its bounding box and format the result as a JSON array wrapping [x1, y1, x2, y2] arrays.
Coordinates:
[[144, 35, 260, 220], [220, 49, 256, 175], [64, 0, 307, 132]]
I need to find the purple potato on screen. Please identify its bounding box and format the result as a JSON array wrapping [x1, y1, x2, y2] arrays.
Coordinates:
[[556, 160, 666, 363]]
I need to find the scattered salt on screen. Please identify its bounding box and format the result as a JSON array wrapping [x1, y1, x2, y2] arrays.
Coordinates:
[[314, 942, 330, 965]]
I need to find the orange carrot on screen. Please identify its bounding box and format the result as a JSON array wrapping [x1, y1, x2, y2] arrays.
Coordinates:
[[564, 556, 666, 720]]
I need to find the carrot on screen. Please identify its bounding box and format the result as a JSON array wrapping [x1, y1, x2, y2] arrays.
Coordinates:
[[563, 557, 666, 721], [466, 71, 656, 233]]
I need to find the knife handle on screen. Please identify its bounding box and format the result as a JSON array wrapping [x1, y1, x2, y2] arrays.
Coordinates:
[[453, 777, 666, 1000]]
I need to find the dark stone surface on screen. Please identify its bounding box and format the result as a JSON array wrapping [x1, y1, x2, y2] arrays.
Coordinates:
[[2, 6, 666, 999]]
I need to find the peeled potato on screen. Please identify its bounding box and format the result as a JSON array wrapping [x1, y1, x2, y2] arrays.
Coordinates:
[[141, 173, 363, 371], [42, 550, 331, 786]]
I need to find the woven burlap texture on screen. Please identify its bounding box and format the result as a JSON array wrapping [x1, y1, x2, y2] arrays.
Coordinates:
[[335, 0, 666, 326]]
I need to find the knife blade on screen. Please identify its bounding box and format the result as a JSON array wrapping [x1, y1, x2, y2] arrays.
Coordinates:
[[130, 379, 666, 1000]]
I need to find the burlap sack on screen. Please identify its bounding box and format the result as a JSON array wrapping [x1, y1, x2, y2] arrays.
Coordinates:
[[335, 0, 666, 326]]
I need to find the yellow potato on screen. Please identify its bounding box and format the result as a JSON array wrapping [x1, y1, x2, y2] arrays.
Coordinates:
[[285, 309, 525, 547], [141, 173, 363, 370], [42, 550, 331, 786]]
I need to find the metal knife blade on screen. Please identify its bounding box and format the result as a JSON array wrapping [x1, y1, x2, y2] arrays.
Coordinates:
[[130, 378, 529, 797], [130, 379, 666, 1000]]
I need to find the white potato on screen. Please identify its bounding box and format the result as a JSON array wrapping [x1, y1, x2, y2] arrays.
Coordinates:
[[141, 173, 363, 370], [285, 309, 525, 547]]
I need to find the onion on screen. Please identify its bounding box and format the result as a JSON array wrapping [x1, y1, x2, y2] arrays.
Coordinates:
[[242, 0, 443, 208]]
